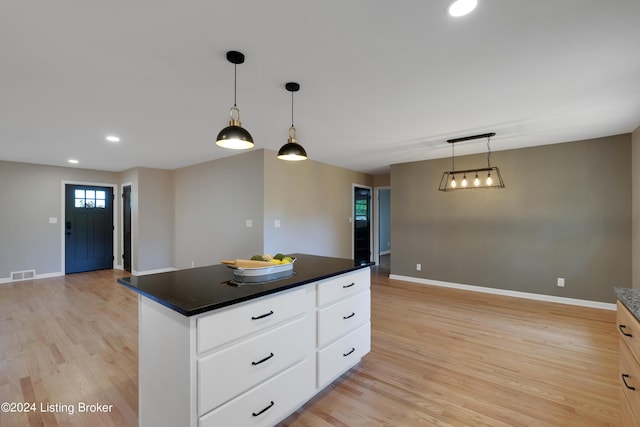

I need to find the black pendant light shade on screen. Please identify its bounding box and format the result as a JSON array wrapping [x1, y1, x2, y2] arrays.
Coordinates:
[[277, 139, 307, 160], [216, 51, 254, 150], [278, 82, 308, 161]]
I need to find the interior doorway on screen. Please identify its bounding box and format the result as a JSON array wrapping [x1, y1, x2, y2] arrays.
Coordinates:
[[373, 186, 391, 266], [353, 185, 372, 265], [64, 184, 114, 274]]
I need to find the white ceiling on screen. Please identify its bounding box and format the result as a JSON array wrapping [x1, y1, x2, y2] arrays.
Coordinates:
[[2, 0, 640, 175]]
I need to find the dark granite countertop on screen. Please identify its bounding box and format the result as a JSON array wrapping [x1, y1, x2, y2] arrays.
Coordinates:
[[615, 287, 640, 321], [118, 253, 373, 316]]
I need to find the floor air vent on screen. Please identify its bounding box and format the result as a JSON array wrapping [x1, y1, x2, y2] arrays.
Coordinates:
[[11, 270, 36, 281]]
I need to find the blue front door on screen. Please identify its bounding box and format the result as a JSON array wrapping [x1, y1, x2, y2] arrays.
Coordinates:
[[65, 184, 114, 274]]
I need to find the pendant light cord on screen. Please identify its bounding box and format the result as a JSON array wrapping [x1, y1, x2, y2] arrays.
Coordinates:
[[451, 143, 455, 171], [233, 63, 237, 107], [291, 90, 295, 127], [487, 135, 492, 168]]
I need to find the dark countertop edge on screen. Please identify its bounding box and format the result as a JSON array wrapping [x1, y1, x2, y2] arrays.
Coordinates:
[[615, 287, 640, 322], [119, 262, 373, 317]]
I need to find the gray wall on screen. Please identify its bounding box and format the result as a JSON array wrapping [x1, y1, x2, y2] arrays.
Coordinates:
[[137, 168, 174, 272], [633, 125, 640, 289], [0, 161, 119, 278], [263, 150, 372, 259], [378, 189, 391, 254], [173, 150, 265, 269], [390, 134, 632, 303]]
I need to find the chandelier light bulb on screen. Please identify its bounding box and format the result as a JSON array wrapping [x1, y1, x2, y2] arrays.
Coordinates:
[[461, 174, 468, 187], [474, 173, 480, 186], [486, 172, 493, 186], [451, 175, 457, 188]]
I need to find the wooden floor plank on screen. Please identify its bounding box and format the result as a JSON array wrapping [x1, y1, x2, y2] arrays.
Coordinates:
[[0, 265, 618, 426], [280, 265, 618, 427]]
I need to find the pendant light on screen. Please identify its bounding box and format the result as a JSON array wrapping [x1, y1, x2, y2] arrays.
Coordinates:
[[277, 82, 308, 161], [216, 51, 254, 149], [438, 132, 505, 191]]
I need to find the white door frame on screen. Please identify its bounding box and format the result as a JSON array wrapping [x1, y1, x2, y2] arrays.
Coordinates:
[[373, 185, 390, 266]]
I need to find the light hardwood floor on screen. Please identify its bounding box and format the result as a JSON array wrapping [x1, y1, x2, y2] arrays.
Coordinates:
[[1, 266, 618, 426]]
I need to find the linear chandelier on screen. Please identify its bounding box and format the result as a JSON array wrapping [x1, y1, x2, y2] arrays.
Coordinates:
[[438, 132, 505, 192]]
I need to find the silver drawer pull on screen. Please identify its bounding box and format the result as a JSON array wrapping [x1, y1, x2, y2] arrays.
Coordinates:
[[619, 324, 633, 337], [252, 400, 275, 417], [251, 352, 274, 366], [622, 374, 636, 391], [343, 312, 355, 319], [343, 347, 355, 357], [343, 282, 355, 289], [251, 310, 274, 320]]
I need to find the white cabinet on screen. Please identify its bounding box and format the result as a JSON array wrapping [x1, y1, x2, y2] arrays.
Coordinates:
[[198, 315, 310, 415], [317, 323, 371, 388], [199, 359, 314, 427], [137, 267, 370, 427], [197, 287, 306, 353], [316, 268, 371, 388]]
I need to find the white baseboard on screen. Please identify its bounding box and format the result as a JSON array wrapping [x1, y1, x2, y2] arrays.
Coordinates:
[[0, 271, 64, 284], [388, 274, 616, 311], [133, 267, 178, 276]]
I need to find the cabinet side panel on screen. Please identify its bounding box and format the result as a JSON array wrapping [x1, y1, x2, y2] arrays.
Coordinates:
[[140, 297, 193, 427]]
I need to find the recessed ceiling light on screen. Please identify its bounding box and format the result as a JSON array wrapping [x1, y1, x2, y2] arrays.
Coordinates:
[[68, 159, 79, 164], [448, 0, 478, 17], [106, 135, 120, 142]]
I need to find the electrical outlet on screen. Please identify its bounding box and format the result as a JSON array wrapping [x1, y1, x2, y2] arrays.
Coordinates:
[[557, 277, 565, 287], [245, 219, 253, 228], [416, 263, 422, 271], [274, 219, 281, 228]]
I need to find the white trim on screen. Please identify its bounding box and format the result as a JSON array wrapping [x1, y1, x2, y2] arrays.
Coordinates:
[[133, 267, 178, 276], [1, 271, 65, 284], [373, 185, 391, 266], [389, 274, 616, 311]]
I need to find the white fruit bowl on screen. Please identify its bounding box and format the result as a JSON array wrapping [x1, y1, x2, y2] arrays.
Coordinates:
[[227, 257, 296, 277]]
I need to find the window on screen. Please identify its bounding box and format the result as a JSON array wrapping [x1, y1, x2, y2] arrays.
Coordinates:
[[355, 199, 369, 221], [75, 189, 106, 208]]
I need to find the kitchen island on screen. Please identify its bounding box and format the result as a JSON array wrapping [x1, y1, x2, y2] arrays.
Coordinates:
[[118, 254, 372, 427]]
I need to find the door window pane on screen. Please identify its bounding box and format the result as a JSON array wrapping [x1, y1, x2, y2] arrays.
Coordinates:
[[74, 188, 108, 209]]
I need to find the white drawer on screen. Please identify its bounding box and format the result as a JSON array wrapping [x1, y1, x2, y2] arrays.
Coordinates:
[[198, 287, 306, 353], [316, 268, 370, 307], [199, 358, 314, 427], [317, 322, 370, 388], [317, 290, 370, 347], [198, 316, 309, 416]]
